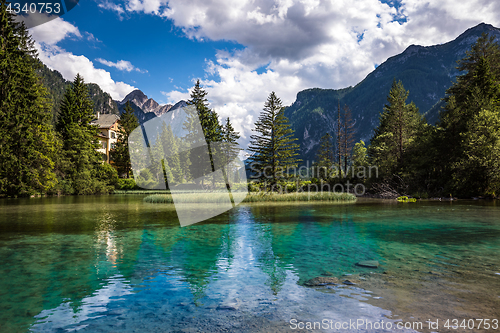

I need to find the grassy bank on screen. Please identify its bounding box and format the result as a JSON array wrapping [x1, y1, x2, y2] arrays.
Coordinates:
[[114, 190, 171, 195], [143, 192, 356, 204]]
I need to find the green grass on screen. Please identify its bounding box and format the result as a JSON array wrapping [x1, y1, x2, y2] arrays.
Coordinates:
[[243, 192, 356, 202], [143, 191, 356, 204], [114, 190, 171, 195]]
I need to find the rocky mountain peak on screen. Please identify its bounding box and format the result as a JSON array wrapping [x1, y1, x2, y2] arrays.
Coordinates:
[[119, 89, 179, 117], [142, 98, 160, 113], [121, 89, 148, 106]]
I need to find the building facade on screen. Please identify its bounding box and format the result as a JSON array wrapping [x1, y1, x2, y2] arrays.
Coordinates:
[[91, 113, 121, 163]]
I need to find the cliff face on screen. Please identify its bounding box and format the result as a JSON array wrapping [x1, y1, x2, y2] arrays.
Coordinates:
[[119, 89, 174, 117]]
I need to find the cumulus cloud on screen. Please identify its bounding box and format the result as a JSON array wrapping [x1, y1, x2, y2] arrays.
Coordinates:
[[29, 19, 136, 100], [29, 17, 81, 45], [161, 90, 190, 105], [38, 44, 136, 100], [96, 58, 147, 73], [99, 0, 500, 145]]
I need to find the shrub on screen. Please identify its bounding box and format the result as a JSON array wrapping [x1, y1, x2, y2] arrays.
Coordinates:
[[116, 178, 138, 190]]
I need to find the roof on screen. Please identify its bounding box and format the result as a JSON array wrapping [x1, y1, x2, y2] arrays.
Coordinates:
[[91, 114, 120, 129]]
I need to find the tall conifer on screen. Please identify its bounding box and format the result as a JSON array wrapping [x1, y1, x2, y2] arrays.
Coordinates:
[[184, 80, 222, 187], [111, 101, 139, 178], [248, 92, 301, 189], [368, 79, 424, 178], [56, 74, 104, 194], [0, 1, 58, 196], [438, 34, 500, 196], [313, 133, 334, 180]]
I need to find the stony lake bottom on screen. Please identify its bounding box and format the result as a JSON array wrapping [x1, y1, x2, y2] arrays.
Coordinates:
[[0, 196, 499, 332]]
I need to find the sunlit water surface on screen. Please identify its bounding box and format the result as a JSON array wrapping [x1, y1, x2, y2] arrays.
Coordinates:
[[0, 196, 499, 332]]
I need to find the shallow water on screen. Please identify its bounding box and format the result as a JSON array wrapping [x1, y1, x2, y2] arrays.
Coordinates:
[[0, 196, 499, 332]]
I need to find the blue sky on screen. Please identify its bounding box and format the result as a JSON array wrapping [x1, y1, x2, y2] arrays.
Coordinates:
[[29, 0, 500, 143], [36, 0, 244, 104]]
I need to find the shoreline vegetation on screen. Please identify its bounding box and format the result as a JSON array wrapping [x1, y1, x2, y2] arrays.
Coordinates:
[[143, 192, 357, 204]]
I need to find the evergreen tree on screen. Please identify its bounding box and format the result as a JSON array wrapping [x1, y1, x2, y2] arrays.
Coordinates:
[[0, 2, 58, 196], [159, 122, 183, 185], [55, 74, 106, 194], [351, 140, 368, 171], [221, 117, 241, 186], [339, 104, 356, 173], [456, 107, 500, 196], [248, 92, 301, 190], [183, 79, 222, 187], [146, 137, 167, 188], [368, 79, 425, 179], [313, 133, 334, 180], [185, 79, 222, 144], [111, 101, 139, 178], [438, 35, 500, 196]]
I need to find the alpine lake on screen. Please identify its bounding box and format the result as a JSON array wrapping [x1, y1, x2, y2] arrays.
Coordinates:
[[0, 195, 499, 332]]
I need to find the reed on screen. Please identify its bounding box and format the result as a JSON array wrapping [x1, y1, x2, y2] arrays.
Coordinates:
[[143, 191, 356, 204], [243, 192, 356, 202], [114, 190, 171, 195]]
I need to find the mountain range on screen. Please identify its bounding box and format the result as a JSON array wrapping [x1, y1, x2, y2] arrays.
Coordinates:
[[37, 63, 188, 125], [284, 23, 500, 162], [36, 23, 500, 163]]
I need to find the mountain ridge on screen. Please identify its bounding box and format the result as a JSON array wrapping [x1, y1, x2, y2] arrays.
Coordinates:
[[284, 22, 500, 162], [116, 89, 188, 123]]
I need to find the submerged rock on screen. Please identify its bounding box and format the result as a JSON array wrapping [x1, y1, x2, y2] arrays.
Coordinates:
[[356, 260, 379, 268], [304, 276, 340, 286], [217, 298, 241, 310], [342, 279, 358, 285]]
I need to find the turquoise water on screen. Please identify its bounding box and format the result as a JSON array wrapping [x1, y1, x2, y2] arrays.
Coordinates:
[[0, 196, 499, 332]]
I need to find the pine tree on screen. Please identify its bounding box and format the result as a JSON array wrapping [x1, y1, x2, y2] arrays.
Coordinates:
[[313, 133, 334, 180], [55, 74, 105, 194], [159, 122, 183, 185], [221, 117, 241, 186], [185, 79, 222, 144], [352, 140, 368, 169], [438, 34, 500, 196], [111, 101, 139, 178], [248, 92, 301, 190], [183, 79, 222, 187], [457, 106, 500, 196], [441, 36, 500, 148], [368, 79, 424, 179], [0, 2, 58, 196]]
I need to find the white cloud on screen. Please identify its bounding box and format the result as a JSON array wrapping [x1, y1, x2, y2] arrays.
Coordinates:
[[126, 0, 166, 14], [29, 17, 81, 45], [100, 0, 500, 145], [161, 90, 190, 104], [85, 32, 102, 43], [96, 58, 147, 73], [38, 44, 136, 100], [98, 0, 126, 15], [30, 19, 136, 100]]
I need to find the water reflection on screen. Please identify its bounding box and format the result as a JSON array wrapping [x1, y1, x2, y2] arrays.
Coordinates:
[[95, 211, 119, 268], [0, 197, 498, 332], [31, 275, 133, 332]]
